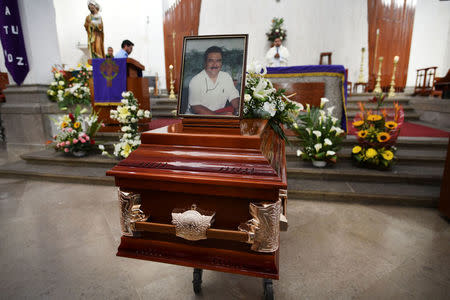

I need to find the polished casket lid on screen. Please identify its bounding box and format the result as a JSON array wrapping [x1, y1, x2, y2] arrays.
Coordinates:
[[106, 119, 287, 191]]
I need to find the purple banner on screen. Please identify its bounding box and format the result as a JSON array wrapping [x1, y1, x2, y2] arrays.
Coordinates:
[[92, 58, 127, 104], [0, 0, 29, 85]]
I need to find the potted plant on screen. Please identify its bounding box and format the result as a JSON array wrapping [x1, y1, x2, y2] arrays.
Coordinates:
[[351, 93, 404, 170], [292, 98, 345, 167], [50, 105, 103, 157]]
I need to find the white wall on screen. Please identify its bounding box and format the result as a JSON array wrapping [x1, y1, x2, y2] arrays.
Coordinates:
[[53, 0, 166, 87], [0, 0, 61, 85], [407, 0, 450, 86], [198, 0, 369, 84]]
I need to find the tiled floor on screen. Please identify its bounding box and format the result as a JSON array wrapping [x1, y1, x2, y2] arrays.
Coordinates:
[[0, 178, 448, 299]]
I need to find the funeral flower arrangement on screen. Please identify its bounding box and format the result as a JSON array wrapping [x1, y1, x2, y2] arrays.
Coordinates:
[[243, 62, 300, 141], [351, 93, 404, 170], [104, 91, 151, 159], [266, 17, 287, 42], [47, 64, 92, 110], [292, 98, 345, 165], [51, 105, 103, 156]]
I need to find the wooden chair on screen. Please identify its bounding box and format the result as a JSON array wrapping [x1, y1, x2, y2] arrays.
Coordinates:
[[319, 52, 332, 65], [433, 69, 450, 99], [413, 66, 437, 96], [353, 82, 368, 94]]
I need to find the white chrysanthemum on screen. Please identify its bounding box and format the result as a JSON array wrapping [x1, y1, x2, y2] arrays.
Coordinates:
[[144, 110, 151, 118], [244, 94, 251, 102]]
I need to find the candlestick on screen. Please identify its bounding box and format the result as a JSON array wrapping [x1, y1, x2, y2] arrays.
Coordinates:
[[388, 56, 399, 98], [373, 56, 383, 94], [169, 65, 176, 99], [154, 72, 159, 97], [357, 47, 366, 83]]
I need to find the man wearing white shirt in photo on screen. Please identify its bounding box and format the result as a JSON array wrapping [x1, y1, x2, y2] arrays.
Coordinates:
[[265, 37, 289, 67], [188, 46, 240, 115]]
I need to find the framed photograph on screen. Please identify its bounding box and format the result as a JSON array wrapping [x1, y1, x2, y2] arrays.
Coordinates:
[[177, 34, 248, 119]]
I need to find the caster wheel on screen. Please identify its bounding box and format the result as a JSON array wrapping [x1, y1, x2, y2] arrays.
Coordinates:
[[263, 278, 274, 300], [193, 268, 203, 294]]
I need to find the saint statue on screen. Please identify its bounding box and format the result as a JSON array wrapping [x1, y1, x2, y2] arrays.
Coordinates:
[[84, 1, 105, 59]]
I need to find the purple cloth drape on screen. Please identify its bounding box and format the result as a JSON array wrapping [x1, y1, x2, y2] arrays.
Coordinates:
[[0, 0, 29, 85]]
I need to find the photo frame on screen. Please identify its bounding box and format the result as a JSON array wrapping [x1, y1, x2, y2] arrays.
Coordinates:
[[177, 34, 248, 119]]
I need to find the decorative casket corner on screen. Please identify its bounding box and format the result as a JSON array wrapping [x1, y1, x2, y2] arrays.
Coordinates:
[[118, 189, 148, 236]]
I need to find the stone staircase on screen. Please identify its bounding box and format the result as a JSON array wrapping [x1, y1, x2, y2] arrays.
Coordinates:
[[346, 93, 422, 121], [0, 93, 447, 207], [150, 95, 178, 118]]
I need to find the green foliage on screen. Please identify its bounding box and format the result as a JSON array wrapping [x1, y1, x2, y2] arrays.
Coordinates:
[[266, 17, 287, 42], [292, 105, 345, 163]]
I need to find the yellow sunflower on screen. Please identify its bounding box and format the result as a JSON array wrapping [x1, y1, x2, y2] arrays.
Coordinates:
[[61, 122, 68, 128], [74, 122, 81, 129], [366, 148, 377, 158], [352, 120, 364, 127], [357, 130, 368, 138], [385, 121, 398, 130], [367, 114, 382, 121], [352, 146, 362, 154], [377, 132, 391, 142], [382, 150, 394, 161]]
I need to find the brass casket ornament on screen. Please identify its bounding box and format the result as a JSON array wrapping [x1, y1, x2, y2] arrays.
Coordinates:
[[171, 204, 215, 241], [238, 199, 281, 253]]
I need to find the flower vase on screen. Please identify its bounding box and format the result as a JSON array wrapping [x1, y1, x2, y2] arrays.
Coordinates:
[[312, 160, 327, 168], [72, 150, 87, 157]]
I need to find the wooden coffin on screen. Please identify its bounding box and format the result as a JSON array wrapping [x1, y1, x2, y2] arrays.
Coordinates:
[[106, 119, 287, 279]]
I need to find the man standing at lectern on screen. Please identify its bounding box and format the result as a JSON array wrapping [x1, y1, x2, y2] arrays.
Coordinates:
[[188, 46, 240, 115], [115, 40, 134, 58], [265, 37, 289, 67]]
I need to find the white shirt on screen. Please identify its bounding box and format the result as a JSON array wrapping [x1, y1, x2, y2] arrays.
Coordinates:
[[265, 45, 290, 67], [188, 70, 239, 112]]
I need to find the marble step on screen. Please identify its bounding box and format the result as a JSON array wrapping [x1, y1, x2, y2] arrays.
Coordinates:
[[151, 105, 178, 111], [0, 160, 114, 186], [287, 179, 440, 207], [346, 111, 420, 120], [345, 103, 415, 111], [287, 159, 443, 185], [20, 149, 119, 167], [287, 136, 449, 150], [285, 146, 447, 166]]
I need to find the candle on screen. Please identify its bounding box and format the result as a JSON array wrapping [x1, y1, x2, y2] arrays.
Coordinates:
[[394, 56, 399, 63], [169, 64, 173, 70]]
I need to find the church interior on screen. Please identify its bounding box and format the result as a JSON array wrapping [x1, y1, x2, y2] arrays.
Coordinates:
[[0, 0, 449, 299]]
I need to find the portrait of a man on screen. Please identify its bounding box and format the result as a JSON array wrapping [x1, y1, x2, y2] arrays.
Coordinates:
[[178, 35, 248, 118]]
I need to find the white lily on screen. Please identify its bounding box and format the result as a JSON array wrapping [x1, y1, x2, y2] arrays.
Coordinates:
[[320, 97, 329, 108], [306, 103, 310, 112], [253, 79, 275, 100], [331, 116, 338, 125], [306, 128, 311, 135], [263, 102, 277, 117], [314, 143, 322, 152], [327, 106, 335, 115], [313, 130, 322, 138], [296, 149, 303, 157], [334, 127, 344, 136], [324, 138, 332, 146], [326, 150, 336, 156]]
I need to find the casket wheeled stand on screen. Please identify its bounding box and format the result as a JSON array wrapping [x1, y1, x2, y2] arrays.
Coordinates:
[[107, 119, 288, 299]]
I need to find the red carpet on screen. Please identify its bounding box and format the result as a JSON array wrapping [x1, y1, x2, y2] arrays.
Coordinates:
[[148, 119, 448, 138], [347, 121, 449, 137]]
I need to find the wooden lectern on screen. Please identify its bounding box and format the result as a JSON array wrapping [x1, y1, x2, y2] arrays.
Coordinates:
[[107, 119, 287, 287], [89, 58, 151, 132]]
